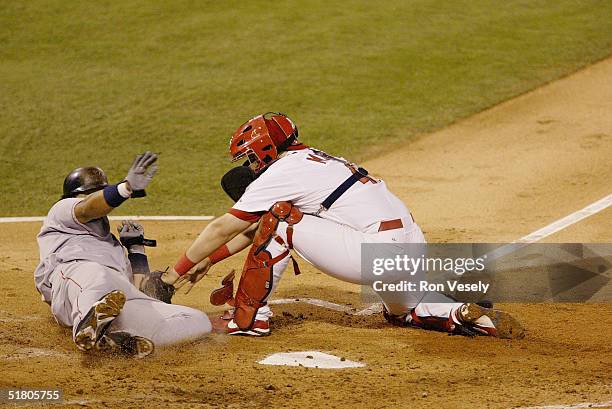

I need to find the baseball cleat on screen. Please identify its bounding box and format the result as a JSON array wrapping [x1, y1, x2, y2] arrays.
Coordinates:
[[458, 303, 525, 339], [227, 319, 270, 337], [96, 331, 155, 359], [211, 313, 271, 337], [74, 290, 126, 351]]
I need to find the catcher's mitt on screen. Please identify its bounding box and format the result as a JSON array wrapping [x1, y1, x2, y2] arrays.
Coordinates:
[[141, 270, 175, 304]]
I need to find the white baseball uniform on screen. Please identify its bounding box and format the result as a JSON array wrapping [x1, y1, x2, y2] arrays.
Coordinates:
[[230, 147, 462, 322], [34, 198, 211, 347]]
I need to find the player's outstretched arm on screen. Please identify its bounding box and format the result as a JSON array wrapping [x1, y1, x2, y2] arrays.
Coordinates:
[[174, 223, 258, 293], [74, 152, 157, 223], [74, 189, 118, 223], [201, 222, 257, 268], [161, 213, 253, 285]]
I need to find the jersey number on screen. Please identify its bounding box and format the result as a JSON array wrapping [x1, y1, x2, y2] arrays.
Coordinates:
[[307, 151, 376, 184]]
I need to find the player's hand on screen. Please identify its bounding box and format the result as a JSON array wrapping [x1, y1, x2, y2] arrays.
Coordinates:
[[126, 151, 158, 193], [118, 220, 145, 254], [117, 220, 156, 253], [118, 220, 144, 238], [160, 268, 181, 285], [175, 258, 213, 294]]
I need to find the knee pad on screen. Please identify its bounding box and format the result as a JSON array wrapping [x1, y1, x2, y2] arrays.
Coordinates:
[[253, 201, 303, 253]]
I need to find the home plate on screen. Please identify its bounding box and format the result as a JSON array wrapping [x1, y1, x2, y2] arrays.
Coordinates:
[[258, 351, 366, 369]]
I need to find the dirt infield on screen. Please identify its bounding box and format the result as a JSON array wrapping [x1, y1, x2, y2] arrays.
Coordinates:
[[1, 58, 611, 408]]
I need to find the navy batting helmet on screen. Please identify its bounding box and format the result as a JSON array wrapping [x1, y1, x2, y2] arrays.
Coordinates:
[[61, 167, 108, 199]]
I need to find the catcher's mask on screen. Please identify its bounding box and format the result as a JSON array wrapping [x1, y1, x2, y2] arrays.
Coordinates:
[[61, 167, 108, 199], [229, 112, 298, 173]]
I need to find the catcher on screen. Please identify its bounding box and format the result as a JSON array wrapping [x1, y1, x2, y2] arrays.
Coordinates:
[[34, 152, 211, 358], [162, 113, 524, 339]]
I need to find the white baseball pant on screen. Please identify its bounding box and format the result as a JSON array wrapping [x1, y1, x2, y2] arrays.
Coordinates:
[[254, 214, 463, 322]]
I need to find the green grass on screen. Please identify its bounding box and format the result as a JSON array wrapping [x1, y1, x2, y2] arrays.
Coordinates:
[[1, 0, 610, 216]]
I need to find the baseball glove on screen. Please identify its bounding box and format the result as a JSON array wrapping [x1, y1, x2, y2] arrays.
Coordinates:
[[140, 270, 175, 304]]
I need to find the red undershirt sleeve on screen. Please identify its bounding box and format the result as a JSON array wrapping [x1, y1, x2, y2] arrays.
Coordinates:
[[228, 208, 265, 223]]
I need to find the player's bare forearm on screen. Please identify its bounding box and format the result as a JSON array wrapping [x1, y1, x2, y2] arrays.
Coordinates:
[[162, 213, 253, 284], [74, 190, 117, 223], [225, 223, 257, 255], [186, 213, 252, 262], [170, 223, 257, 291]]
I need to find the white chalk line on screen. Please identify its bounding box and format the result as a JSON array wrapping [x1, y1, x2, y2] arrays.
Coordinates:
[[517, 194, 611, 243], [0, 315, 45, 323], [0, 310, 46, 322], [269, 298, 354, 314], [1, 347, 68, 361], [0, 215, 214, 223], [513, 401, 612, 409], [486, 193, 612, 261], [269, 298, 383, 316]]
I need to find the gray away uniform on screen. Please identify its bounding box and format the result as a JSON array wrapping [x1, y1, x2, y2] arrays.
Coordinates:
[[34, 198, 211, 347]]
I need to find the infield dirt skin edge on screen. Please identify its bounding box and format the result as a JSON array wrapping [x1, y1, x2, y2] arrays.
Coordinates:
[[1, 59, 611, 408]]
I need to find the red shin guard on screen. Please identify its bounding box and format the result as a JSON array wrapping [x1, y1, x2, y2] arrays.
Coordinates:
[[233, 202, 302, 330]]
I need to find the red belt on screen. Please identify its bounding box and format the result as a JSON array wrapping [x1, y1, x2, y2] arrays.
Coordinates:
[[378, 218, 403, 232]]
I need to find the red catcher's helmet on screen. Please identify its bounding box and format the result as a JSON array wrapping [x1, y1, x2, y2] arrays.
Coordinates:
[[229, 112, 299, 172]]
